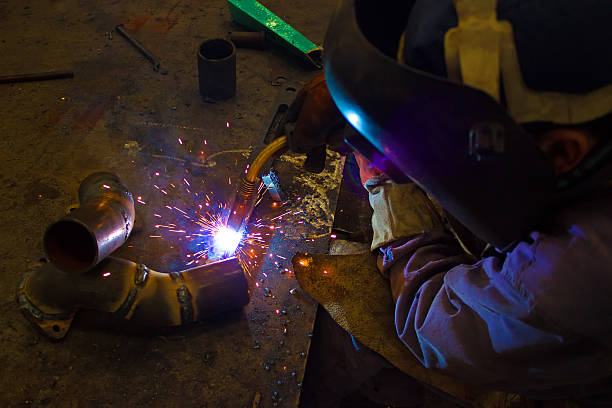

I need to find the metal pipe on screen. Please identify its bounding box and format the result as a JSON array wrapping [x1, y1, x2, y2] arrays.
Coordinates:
[[17, 257, 249, 339], [198, 38, 236, 101], [43, 172, 135, 274], [228, 31, 266, 49], [0, 70, 74, 84], [116, 24, 161, 72]]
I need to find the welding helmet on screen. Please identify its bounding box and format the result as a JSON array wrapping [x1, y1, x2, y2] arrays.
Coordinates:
[[323, 0, 612, 250]]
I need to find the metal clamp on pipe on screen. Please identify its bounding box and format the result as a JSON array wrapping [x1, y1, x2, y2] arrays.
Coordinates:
[[43, 172, 135, 274]]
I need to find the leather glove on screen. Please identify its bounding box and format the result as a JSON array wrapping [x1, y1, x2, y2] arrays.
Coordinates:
[[278, 72, 348, 172], [355, 153, 444, 250], [353, 151, 385, 186]]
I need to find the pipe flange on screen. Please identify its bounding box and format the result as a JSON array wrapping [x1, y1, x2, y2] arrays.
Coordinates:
[[17, 275, 75, 340]]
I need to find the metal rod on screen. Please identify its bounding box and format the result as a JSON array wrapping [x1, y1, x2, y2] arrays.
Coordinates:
[[0, 70, 73, 84], [228, 31, 266, 49], [115, 24, 161, 72]]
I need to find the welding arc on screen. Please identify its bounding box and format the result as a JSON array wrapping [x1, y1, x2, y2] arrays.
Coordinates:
[[245, 136, 287, 182]]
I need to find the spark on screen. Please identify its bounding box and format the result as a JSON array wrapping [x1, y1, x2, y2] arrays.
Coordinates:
[[178, 138, 183, 145], [102, 184, 110, 189], [173, 206, 187, 215], [144, 142, 294, 279], [102, 272, 111, 277]]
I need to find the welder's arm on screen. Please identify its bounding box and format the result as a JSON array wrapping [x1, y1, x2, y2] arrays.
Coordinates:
[[370, 179, 603, 392], [279, 72, 347, 156], [364, 174, 444, 251]]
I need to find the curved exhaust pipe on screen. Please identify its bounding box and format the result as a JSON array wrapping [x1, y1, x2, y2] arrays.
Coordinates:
[[43, 172, 135, 274], [17, 256, 249, 339]]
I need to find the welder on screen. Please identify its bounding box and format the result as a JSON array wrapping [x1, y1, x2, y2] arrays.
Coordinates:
[[288, 0, 612, 406]]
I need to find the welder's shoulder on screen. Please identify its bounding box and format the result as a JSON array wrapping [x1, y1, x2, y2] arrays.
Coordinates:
[[511, 190, 612, 340]]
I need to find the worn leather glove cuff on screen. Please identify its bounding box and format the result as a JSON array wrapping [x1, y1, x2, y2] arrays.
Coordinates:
[[365, 177, 444, 251]]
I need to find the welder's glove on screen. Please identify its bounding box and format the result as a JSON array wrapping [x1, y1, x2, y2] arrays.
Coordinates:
[[353, 151, 385, 186], [279, 72, 347, 172], [358, 154, 444, 251]]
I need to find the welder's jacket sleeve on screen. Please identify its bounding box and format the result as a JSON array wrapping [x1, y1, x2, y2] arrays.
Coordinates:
[[371, 181, 612, 399]]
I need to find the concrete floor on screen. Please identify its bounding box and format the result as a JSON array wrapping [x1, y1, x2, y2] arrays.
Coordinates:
[[1, 1, 337, 406]]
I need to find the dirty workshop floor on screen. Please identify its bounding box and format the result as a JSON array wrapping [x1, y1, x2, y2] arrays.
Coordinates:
[[0, 1, 461, 407]]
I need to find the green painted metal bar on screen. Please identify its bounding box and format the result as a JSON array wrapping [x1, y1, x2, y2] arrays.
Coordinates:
[[226, 0, 322, 69]]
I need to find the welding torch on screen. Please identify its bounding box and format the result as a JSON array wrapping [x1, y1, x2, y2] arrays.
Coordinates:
[[226, 136, 288, 231], [224, 72, 346, 232]]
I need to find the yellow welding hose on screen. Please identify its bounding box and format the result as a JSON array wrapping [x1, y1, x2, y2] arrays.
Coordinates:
[[245, 136, 288, 182]]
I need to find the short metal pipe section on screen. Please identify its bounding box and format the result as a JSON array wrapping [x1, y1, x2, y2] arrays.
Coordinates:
[[18, 257, 250, 339], [198, 38, 236, 101], [43, 172, 135, 274], [228, 31, 266, 49]]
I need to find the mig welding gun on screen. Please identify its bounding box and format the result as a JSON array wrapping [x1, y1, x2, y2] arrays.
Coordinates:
[[226, 72, 348, 232]]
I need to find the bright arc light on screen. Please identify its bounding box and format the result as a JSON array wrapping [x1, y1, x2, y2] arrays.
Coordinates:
[[211, 226, 243, 258]]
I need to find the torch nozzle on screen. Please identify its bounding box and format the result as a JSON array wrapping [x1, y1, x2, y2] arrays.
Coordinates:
[[226, 177, 259, 231], [226, 136, 288, 231]]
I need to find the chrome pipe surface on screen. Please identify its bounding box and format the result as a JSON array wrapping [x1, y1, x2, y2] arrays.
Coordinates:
[[44, 172, 135, 273]]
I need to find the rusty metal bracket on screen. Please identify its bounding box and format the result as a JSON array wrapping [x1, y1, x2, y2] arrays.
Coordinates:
[[226, 0, 322, 69]]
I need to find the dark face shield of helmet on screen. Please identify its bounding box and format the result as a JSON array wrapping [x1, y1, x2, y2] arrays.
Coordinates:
[[323, 0, 556, 250]]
